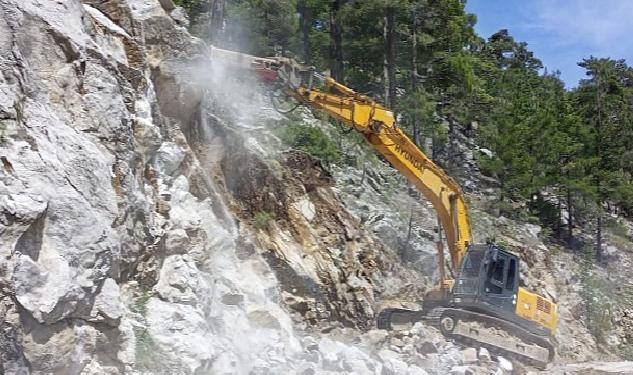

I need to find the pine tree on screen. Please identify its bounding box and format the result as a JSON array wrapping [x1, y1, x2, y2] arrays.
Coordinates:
[[575, 58, 633, 260], [225, 0, 298, 56]]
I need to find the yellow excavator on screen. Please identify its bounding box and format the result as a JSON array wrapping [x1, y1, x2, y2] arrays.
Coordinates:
[[210, 47, 558, 367]]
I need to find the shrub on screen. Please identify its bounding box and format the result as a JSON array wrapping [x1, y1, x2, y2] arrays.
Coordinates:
[[254, 211, 276, 229], [580, 247, 614, 344], [134, 327, 164, 371], [279, 122, 341, 166], [131, 290, 152, 316], [606, 218, 630, 239]]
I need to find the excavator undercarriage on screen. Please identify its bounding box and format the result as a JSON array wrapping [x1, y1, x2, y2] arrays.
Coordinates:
[[377, 244, 556, 369], [378, 307, 554, 368]]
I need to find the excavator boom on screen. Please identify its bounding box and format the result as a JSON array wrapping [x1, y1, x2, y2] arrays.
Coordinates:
[[290, 79, 473, 272]]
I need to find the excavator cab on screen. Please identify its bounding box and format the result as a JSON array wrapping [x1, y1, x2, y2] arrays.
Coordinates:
[[453, 244, 519, 314]]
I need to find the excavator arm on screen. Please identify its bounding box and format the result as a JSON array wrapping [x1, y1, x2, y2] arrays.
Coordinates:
[[287, 78, 472, 275]]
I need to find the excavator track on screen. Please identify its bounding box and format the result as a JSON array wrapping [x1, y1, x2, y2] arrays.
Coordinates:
[[377, 307, 554, 369]]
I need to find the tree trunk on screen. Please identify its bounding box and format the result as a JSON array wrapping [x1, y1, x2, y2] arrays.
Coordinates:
[[402, 208, 415, 260], [566, 185, 573, 245], [447, 116, 455, 173], [329, 0, 344, 81], [410, 7, 420, 145], [595, 68, 604, 262], [556, 194, 562, 240], [596, 214, 603, 262], [383, 6, 396, 108], [209, 0, 226, 45], [298, 1, 312, 65]]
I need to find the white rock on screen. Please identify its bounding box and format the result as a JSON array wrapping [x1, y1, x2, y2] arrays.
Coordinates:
[[460, 347, 478, 364], [378, 349, 409, 375], [605, 245, 619, 258], [79, 360, 118, 375], [82, 4, 132, 40], [450, 366, 473, 375], [145, 298, 214, 372], [408, 365, 429, 375], [117, 318, 136, 366], [478, 347, 491, 362], [14, 250, 73, 323], [164, 228, 190, 254], [341, 346, 375, 374], [553, 361, 633, 374], [479, 148, 494, 158], [319, 337, 345, 364], [92, 278, 125, 323], [365, 329, 389, 345], [293, 196, 317, 222], [153, 142, 186, 176], [154, 255, 202, 304], [497, 356, 513, 373], [301, 336, 319, 351]]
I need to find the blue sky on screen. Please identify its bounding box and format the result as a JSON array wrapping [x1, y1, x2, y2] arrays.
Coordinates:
[[466, 0, 633, 87]]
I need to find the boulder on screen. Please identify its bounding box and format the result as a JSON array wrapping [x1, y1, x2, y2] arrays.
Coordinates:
[[478, 347, 491, 362], [450, 366, 474, 375], [460, 348, 478, 364], [157, 0, 176, 11], [497, 356, 513, 373], [154, 255, 203, 305], [293, 197, 317, 222], [92, 278, 125, 324]]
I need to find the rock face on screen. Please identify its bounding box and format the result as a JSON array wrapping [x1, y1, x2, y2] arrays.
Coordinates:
[[0, 0, 298, 372], [0, 0, 431, 373]]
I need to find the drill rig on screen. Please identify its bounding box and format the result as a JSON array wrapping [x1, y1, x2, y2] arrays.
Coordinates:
[[210, 46, 558, 367]]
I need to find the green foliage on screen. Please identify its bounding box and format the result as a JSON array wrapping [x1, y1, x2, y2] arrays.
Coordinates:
[[125, 288, 165, 371], [134, 327, 164, 372], [0, 120, 6, 144], [549, 244, 562, 256], [396, 89, 441, 151], [279, 122, 341, 166], [131, 290, 152, 316], [173, 0, 207, 23], [225, 0, 298, 56], [618, 344, 633, 361], [574, 58, 633, 214], [606, 218, 630, 239], [493, 238, 511, 252], [266, 158, 285, 180], [580, 248, 614, 344], [605, 218, 633, 252], [13, 100, 23, 124], [254, 210, 276, 229]]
